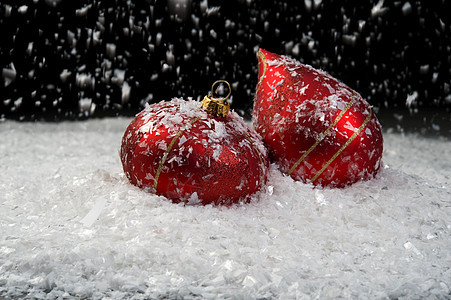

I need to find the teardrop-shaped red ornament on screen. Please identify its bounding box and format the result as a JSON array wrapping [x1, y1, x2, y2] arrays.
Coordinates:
[[253, 49, 383, 187]]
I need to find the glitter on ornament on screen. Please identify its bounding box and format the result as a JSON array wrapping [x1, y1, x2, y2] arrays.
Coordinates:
[[253, 49, 383, 188], [121, 81, 269, 205]]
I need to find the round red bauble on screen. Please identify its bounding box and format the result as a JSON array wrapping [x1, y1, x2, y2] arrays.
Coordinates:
[[253, 49, 383, 188], [120, 98, 269, 205]]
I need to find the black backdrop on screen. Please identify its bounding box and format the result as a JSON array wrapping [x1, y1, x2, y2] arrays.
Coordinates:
[[1, 0, 450, 125]]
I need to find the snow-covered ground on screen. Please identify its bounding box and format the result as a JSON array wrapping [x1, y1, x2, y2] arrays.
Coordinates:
[[0, 117, 450, 299]]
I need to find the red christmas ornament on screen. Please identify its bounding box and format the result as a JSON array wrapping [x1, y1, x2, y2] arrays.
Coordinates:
[[121, 80, 269, 205], [253, 49, 383, 187]]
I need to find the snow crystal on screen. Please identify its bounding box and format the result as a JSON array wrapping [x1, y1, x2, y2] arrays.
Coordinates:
[[166, 50, 176, 67], [313, 0, 322, 9], [121, 81, 131, 104], [178, 135, 187, 146], [210, 119, 228, 141], [18, 5, 28, 14], [406, 91, 418, 107], [112, 69, 125, 86], [0, 119, 450, 299], [106, 43, 117, 59], [342, 34, 357, 46], [211, 144, 223, 161], [206, 6, 221, 16], [161, 63, 171, 72], [2, 66, 16, 87], [78, 98, 95, 116], [80, 196, 108, 227], [432, 72, 439, 83], [420, 64, 430, 74], [371, 0, 388, 18], [13, 97, 22, 108], [187, 192, 201, 205], [75, 73, 95, 89], [150, 73, 158, 81], [155, 32, 162, 46], [304, 0, 313, 12], [402, 1, 412, 15], [76, 4, 92, 17]]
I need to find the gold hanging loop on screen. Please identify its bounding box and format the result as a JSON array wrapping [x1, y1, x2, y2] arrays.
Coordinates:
[[201, 80, 231, 117], [210, 80, 231, 101]]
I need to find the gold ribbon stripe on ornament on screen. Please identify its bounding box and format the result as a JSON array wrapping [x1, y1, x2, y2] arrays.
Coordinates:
[[288, 97, 356, 176], [153, 116, 202, 191], [310, 109, 373, 183], [244, 133, 266, 189], [256, 50, 267, 93]]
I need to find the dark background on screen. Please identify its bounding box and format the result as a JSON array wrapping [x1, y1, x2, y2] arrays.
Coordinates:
[[1, 0, 450, 134]]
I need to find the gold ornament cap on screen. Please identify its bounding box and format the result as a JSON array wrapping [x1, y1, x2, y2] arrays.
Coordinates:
[[201, 80, 231, 117]]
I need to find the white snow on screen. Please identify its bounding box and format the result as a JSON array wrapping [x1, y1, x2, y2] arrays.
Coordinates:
[[2, 63, 17, 87], [78, 98, 96, 116], [406, 91, 419, 108], [402, 1, 412, 16], [59, 69, 71, 83], [18, 5, 28, 14], [106, 43, 117, 59], [0, 118, 450, 299], [121, 82, 131, 104], [371, 0, 389, 18]]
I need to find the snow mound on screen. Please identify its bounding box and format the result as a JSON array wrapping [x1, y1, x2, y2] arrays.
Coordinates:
[[0, 118, 450, 299]]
